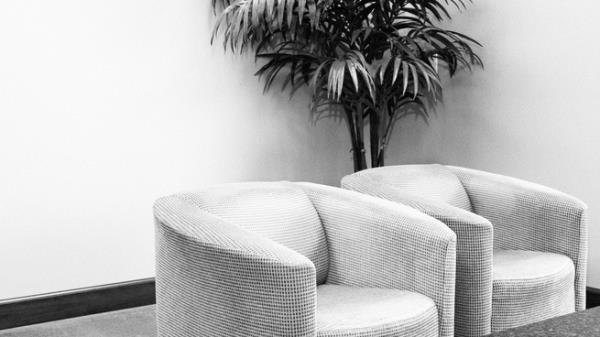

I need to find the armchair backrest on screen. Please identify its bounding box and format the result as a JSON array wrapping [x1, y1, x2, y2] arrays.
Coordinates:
[[178, 182, 329, 284], [347, 164, 472, 211]]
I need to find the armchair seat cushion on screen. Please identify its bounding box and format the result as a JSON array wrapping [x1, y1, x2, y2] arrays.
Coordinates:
[[492, 249, 575, 331], [316, 284, 438, 337]]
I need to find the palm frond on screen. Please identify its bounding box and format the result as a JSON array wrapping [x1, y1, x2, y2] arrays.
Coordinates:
[[211, 0, 483, 170]]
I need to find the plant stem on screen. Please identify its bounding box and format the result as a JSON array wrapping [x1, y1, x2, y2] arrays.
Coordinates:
[[345, 104, 366, 172], [369, 108, 380, 168], [354, 106, 367, 172]]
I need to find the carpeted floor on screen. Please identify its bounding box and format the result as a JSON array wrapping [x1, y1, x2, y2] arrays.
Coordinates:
[[3, 304, 599, 336], [0, 305, 156, 337]]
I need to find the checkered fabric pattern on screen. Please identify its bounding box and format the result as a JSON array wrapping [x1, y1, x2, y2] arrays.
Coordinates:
[[154, 196, 317, 337], [346, 165, 473, 211], [316, 284, 439, 337], [154, 182, 457, 337], [342, 167, 493, 337], [342, 165, 587, 336], [175, 182, 329, 284], [491, 249, 576, 331], [298, 183, 456, 337], [448, 166, 587, 313]]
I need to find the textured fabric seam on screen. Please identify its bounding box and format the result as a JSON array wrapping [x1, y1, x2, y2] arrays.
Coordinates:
[[575, 206, 587, 309], [444, 165, 474, 211], [440, 237, 453, 337], [302, 193, 332, 283]]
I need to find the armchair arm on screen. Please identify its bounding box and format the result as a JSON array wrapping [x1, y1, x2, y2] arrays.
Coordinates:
[[154, 195, 317, 337], [448, 165, 588, 311], [341, 176, 493, 337], [297, 182, 456, 337]]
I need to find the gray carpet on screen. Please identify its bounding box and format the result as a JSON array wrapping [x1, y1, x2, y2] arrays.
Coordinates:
[[3, 304, 599, 336], [486, 306, 600, 336], [0, 305, 156, 337]]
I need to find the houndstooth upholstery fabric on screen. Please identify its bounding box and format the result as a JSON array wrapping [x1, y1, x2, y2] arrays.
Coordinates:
[[154, 181, 457, 337], [342, 164, 587, 336], [298, 183, 456, 337], [316, 284, 438, 337], [491, 249, 575, 331], [175, 183, 329, 284], [349, 165, 472, 211], [448, 166, 588, 324], [154, 196, 316, 337], [342, 166, 493, 337]]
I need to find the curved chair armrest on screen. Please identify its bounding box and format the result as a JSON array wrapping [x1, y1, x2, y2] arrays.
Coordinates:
[[154, 196, 317, 337], [448, 165, 588, 311], [297, 182, 456, 337], [342, 176, 493, 337]]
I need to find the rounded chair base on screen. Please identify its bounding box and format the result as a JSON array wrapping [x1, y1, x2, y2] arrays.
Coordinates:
[[491, 249, 575, 332], [316, 285, 439, 337]]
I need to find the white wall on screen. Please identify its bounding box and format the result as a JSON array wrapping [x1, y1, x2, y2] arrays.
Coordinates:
[[0, 0, 352, 299], [388, 0, 600, 286]]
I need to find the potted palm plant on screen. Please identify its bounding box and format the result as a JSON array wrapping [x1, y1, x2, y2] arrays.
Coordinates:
[[212, 0, 482, 172]]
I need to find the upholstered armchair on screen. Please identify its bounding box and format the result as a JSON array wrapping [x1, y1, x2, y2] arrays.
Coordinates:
[[154, 181, 457, 337], [342, 165, 588, 336]]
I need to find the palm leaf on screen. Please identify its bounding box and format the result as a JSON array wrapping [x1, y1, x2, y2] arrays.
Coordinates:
[[211, 0, 483, 170]]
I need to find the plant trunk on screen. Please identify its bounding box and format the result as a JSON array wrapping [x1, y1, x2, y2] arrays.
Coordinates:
[[377, 147, 384, 167], [348, 106, 389, 172], [369, 110, 380, 168], [345, 105, 367, 172], [352, 143, 367, 172], [369, 106, 387, 169], [369, 111, 383, 167], [353, 113, 367, 172]]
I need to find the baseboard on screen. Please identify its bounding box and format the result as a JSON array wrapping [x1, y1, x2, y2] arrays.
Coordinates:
[[587, 286, 600, 309], [0, 278, 155, 330], [0, 280, 598, 330]]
